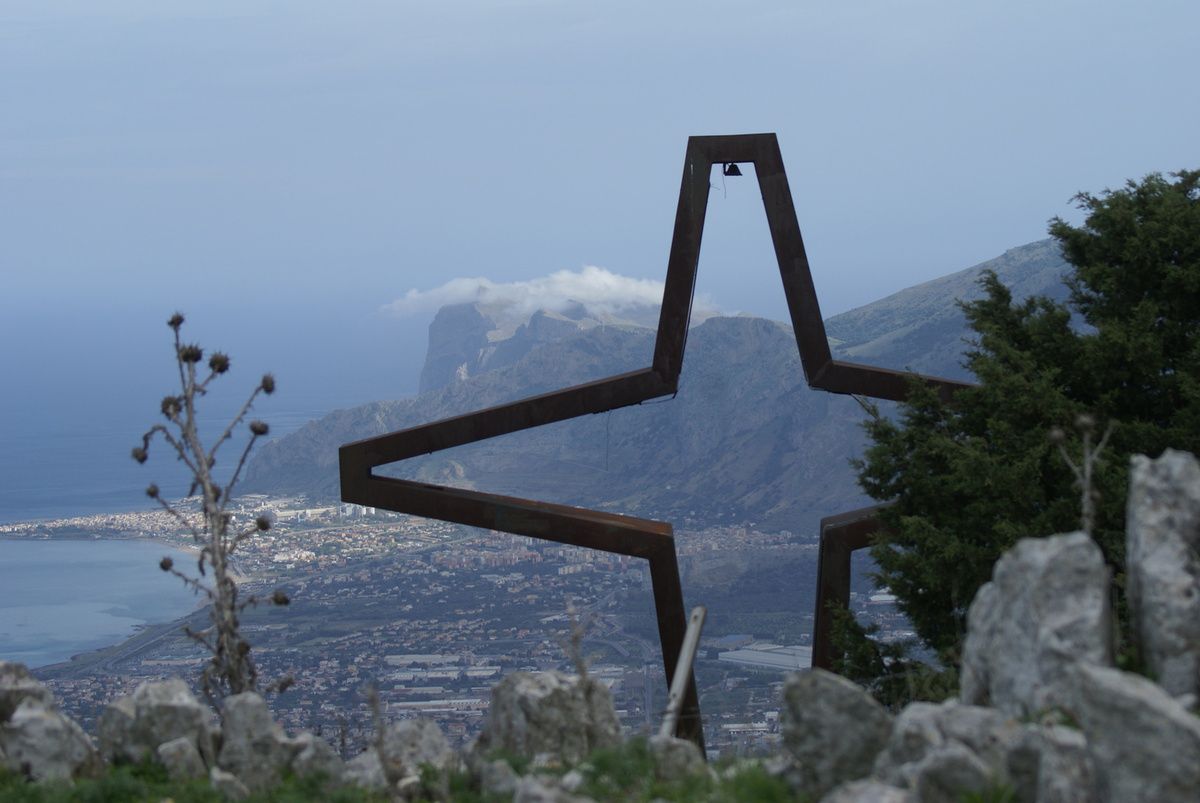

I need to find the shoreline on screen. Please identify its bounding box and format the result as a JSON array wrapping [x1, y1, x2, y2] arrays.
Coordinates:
[[0, 537, 248, 673]]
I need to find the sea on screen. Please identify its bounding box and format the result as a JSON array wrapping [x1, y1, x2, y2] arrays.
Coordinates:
[[0, 402, 345, 526], [0, 539, 197, 668], [0, 394, 367, 668]]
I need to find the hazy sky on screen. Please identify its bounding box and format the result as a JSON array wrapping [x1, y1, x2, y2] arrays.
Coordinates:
[[2, 0, 1198, 416]]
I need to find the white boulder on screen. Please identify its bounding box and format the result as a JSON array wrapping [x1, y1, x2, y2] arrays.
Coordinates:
[[157, 735, 207, 781], [216, 692, 300, 793], [97, 678, 215, 767], [0, 662, 54, 723], [780, 669, 892, 797], [476, 671, 620, 765], [1126, 449, 1200, 698], [960, 531, 1112, 716], [1065, 662, 1200, 802], [0, 698, 100, 782]]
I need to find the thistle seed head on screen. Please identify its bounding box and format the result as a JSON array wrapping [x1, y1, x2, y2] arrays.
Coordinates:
[[208, 352, 230, 374], [161, 395, 182, 418], [131, 446, 148, 464], [260, 373, 276, 395], [271, 589, 290, 606], [146, 483, 159, 499], [159, 556, 174, 572], [1047, 427, 1066, 445], [167, 312, 185, 330], [177, 344, 203, 364], [1075, 413, 1096, 432], [249, 420, 269, 437], [255, 515, 272, 532]]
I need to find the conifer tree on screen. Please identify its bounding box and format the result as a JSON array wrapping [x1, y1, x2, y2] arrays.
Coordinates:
[[848, 169, 1200, 680]]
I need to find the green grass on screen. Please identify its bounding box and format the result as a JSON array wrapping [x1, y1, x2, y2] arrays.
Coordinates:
[[960, 782, 1017, 803], [1, 742, 802, 802], [570, 739, 798, 803], [0, 762, 390, 803]]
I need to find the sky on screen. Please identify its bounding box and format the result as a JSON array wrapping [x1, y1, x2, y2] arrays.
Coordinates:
[[2, 0, 1198, 429]]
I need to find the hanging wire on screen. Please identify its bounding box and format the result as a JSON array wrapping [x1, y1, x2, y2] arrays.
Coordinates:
[[604, 410, 611, 472]]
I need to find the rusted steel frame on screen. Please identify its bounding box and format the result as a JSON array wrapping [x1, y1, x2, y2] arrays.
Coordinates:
[[341, 473, 702, 749], [342, 369, 674, 469], [653, 134, 970, 401], [340, 132, 975, 755], [810, 504, 892, 671]]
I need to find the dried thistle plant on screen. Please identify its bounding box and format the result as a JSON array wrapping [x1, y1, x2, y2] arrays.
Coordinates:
[[133, 312, 289, 705], [1048, 413, 1114, 537], [560, 599, 598, 679]]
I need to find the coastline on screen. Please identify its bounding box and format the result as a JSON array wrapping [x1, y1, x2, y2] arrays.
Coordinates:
[[0, 537, 216, 671]]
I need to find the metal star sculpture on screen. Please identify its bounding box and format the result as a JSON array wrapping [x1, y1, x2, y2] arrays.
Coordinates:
[[340, 133, 971, 753]]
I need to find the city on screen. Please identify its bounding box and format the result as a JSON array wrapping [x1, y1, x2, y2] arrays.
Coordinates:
[[5, 495, 910, 759]]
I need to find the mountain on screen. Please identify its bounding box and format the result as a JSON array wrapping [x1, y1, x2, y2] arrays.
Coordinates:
[[418, 298, 701, 394], [243, 239, 1070, 534], [825, 238, 1070, 380]]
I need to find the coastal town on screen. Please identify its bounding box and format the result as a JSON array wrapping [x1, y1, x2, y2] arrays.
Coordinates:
[[3, 495, 908, 759]]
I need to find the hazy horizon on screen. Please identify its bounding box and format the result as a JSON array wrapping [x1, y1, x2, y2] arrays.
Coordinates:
[[3, 1, 1198, 523]]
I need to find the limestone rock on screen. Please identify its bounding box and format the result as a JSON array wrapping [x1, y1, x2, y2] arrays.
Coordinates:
[[343, 748, 388, 791], [649, 734, 708, 782], [909, 741, 991, 803], [1002, 720, 1098, 803], [559, 768, 585, 792], [873, 700, 1017, 790], [960, 531, 1112, 716], [217, 692, 299, 793], [476, 671, 620, 765], [1126, 449, 1200, 698], [290, 731, 344, 782], [478, 758, 519, 797], [0, 662, 54, 722], [1065, 662, 1200, 802], [0, 698, 101, 782], [1022, 726, 1095, 803], [512, 774, 595, 803], [820, 779, 913, 802], [209, 766, 250, 800], [377, 717, 455, 783], [97, 678, 214, 767], [157, 735, 207, 781], [780, 669, 892, 797], [394, 773, 425, 799]]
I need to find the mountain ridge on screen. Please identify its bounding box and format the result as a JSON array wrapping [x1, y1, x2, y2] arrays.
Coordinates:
[[244, 238, 1069, 534]]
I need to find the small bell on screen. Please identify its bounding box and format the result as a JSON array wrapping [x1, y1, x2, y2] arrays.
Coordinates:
[[722, 162, 743, 177]]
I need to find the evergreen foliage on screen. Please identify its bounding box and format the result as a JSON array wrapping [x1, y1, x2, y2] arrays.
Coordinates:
[[850, 169, 1200, 672]]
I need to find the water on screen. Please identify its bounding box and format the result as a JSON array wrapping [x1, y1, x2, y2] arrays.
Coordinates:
[[0, 538, 198, 667], [0, 398, 361, 525], [0, 393, 378, 666]]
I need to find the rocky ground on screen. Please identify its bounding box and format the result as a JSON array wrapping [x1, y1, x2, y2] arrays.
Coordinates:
[[2, 450, 1198, 802]]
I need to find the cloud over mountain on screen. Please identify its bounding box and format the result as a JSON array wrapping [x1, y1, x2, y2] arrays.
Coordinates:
[[383, 265, 718, 324]]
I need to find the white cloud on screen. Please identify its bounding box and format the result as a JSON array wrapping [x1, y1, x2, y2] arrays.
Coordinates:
[[383, 265, 719, 325]]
